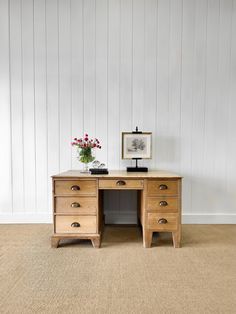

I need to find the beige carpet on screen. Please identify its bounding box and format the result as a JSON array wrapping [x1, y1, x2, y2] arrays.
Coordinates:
[[0, 224, 236, 314]]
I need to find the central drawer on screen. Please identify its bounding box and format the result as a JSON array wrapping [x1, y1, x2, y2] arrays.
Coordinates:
[[55, 215, 97, 234], [147, 213, 178, 231], [99, 179, 143, 190], [54, 180, 97, 196], [55, 197, 97, 215]]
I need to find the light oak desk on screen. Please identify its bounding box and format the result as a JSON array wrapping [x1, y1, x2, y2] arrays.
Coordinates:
[[51, 170, 182, 248]]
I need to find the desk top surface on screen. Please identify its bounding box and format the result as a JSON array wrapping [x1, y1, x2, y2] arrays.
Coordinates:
[[52, 170, 182, 179]]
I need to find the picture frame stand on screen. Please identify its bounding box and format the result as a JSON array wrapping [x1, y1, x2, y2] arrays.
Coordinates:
[[126, 127, 148, 172], [127, 158, 148, 172]]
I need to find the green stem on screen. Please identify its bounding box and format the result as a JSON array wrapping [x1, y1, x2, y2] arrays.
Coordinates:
[[78, 147, 95, 164]]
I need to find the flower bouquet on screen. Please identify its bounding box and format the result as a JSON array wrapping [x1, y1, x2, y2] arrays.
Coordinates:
[[71, 134, 101, 173]]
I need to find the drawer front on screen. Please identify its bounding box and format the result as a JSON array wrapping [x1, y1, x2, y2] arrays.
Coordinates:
[[147, 213, 178, 231], [99, 179, 143, 190], [55, 215, 97, 234], [147, 180, 178, 196], [55, 197, 97, 214], [146, 197, 179, 213], [54, 180, 97, 196]]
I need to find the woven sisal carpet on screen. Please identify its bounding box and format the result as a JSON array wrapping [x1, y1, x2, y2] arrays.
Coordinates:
[[0, 224, 235, 314]]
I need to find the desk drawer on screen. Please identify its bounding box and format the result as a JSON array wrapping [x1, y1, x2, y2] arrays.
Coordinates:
[[99, 179, 143, 190], [147, 180, 178, 196], [55, 215, 97, 234], [146, 197, 179, 213], [55, 197, 97, 215], [54, 180, 97, 196], [148, 213, 178, 231]]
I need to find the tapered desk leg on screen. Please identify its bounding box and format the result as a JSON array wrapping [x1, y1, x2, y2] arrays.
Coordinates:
[[91, 237, 101, 248], [51, 237, 60, 248], [172, 231, 181, 248], [143, 229, 153, 248]]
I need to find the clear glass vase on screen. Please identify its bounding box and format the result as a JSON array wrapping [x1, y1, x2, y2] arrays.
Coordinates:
[[78, 147, 94, 173], [81, 162, 90, 173]]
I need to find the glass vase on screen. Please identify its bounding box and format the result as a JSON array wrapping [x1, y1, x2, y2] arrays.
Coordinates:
[[81, 162, 90, 173], [78, 147, 95, 173]]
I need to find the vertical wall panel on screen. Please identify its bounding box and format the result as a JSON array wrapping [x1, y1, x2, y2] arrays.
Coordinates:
[[83, 0, 96, 137], [191, 0, 208, 213], [0, 0, 12, 213], [95, 0, 108, 165], [203, 0, 220, 213], [71, 0, 84, 169], [9, 0, 24, 211], [156, 0, 171, 170], [58, 0, 71, 172], [132, 0, 145, 131], [22, 0, 36, 212], [46, 0, 59, 184], [213, 0, 232, 212], [107, 0, 120, 169], [167, 0, 182, 172], [34, 0, 48, 211], [180, 0, 195, 214], [120, 0, 133, 170], [143, 0, 157, 169], [227, 0, 236, 213], [0, 0, 236, 222]]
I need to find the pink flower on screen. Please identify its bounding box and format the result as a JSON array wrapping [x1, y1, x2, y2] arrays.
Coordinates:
[[71, 134, 102, 151]]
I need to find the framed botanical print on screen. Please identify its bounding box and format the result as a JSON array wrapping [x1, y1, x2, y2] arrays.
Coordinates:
[[122, 132, 152, 159]]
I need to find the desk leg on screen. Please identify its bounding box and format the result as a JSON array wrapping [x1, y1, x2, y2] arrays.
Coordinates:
[[91, 236, 101, 249], [172, 231, 181, 248], [51, 237, 60, 248], [143, 229, 153, 248]]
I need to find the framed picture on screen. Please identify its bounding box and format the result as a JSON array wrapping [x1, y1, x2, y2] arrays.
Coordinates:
[[122, 132, 152, 159]]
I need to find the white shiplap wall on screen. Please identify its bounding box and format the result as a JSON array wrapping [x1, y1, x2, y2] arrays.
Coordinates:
[[0, 0, 236, 223]]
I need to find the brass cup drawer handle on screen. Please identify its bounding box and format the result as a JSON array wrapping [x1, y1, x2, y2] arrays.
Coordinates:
[[158, 218, 168, 224], [71, 185, 80, 191], [71, 222, 80, 228], [71, 202, 80, 208], [116, 180, 126, 186], [159, 201, 168, 207], [159, 184, 168, 190]]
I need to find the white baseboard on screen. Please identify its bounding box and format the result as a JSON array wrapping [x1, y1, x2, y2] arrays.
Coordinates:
[[0, 212, 52, 224], [0, 212, 236, 224], [182, 213, 236, 224]]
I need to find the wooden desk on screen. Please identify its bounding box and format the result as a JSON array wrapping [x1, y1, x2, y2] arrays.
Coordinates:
[[51, 170, 182, 248]]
